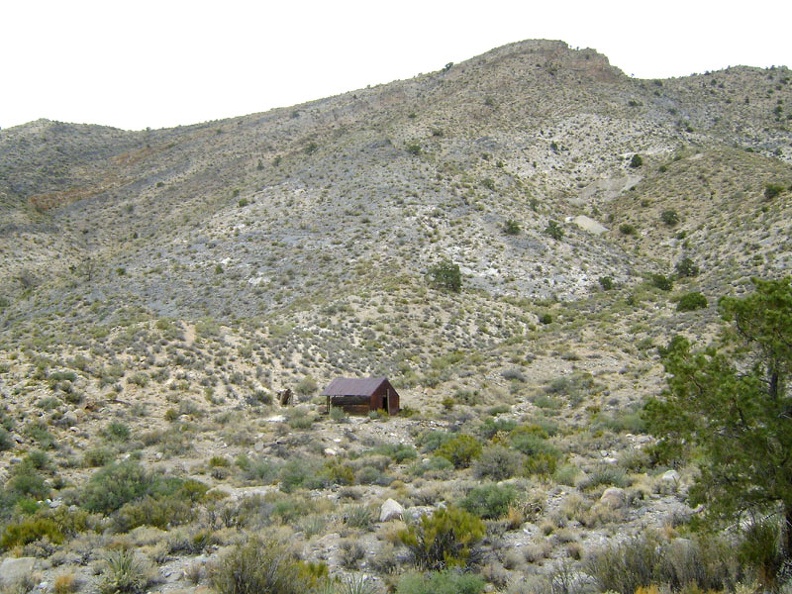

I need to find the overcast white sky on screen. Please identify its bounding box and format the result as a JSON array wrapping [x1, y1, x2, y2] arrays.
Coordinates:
[[2, 1, 790, 131]]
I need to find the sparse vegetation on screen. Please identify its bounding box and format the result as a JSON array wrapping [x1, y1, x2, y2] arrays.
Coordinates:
[[544, 220, 564, 240], [0, 40, 790, 593]]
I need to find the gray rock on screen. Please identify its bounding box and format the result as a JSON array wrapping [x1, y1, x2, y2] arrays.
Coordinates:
[[0, 557, 36, 585], [599, 487, 627, 509], [379, 498, 404, 522]]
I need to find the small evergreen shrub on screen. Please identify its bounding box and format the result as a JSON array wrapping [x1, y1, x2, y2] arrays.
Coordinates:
[[6, 466, 50, 500], [544, 220, 564, 240], [397, 506, 486, 570], [629, 154, 643, 168], [503, 219, 521, 235], [599, 276, 614, 290], [371, 443, 418, 463], [764, 183, 785, 200], [81, 460, 152, 514], [675, 256, 700, 278], [435, 434, 482, 469], [651, 273, 673, 291], [661, 209, 680, 226], [459, 483, 517, 519], [676, 291, 708, 311], [416, 430, 453, 453], [428, 260, 462, 292], [0, 427, 13, 452]]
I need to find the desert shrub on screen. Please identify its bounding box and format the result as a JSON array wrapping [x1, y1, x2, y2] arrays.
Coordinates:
[[24, 421, 57, 449], [472, 445, 522, 481], [538, 312, 553, 325], [675, 256, 700, 278], [553, 463, 581, 486], [408, 456, 455, 478], [629, 154, 643, 168], [738, 517, 786, 590], [578, 465, 630, 490], [591, 409, 646, 434], [544, 220, 564, 240], [52, 573, 79, 594], [509, 426, 556, 456], [344, 504, 375, 530], [0, 516, 64, 549], [81, 460, 152, 514], [103, 421, 131, 442], [6, 465, 50, 500], [371, 443, 418, 463], [83, 447, 115, 467], [661, 209, 680, 226], [398, 506, 486, 570], [279, 457, 327, 493], [112, 494, 195, 533], [459, 483, 517, 519], [286, 407, 315, 429], [295, 375, 318, 396], [428, 260, 462, 292], [126, 372, 149, 388], [323, 459, 355, 486], [503, 219, 521, 235], [168, 528, 220, 555], [599, 276, 614, 290], [651, 273, 673, 291], [236, 454, 281, 484], [415, 430, 454, 453], [436, 434, 482, 469], [0, 427, 13, 452], [98, 549, 155, 594], [585, 532, 663, 594], [619, 223, 637, 236], [395, 570, 485, 594], [586, 531, 739, 594], [677, 291, 708, 312], [544, 371, 599, 406], [208, 536, 319, 594], [478, 417, 518, 440], [339, 539, 365, 569], [764, 183, 786, 200], [354, 464, 392, 487], [523, 452, 561, 477]]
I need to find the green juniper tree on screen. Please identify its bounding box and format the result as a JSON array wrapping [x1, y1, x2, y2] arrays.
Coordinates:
[[646, 277, 792, 558], [428, 260, 462, 292]]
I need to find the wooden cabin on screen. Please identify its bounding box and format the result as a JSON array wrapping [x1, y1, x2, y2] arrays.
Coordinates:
[[322, 377, 400, 416]]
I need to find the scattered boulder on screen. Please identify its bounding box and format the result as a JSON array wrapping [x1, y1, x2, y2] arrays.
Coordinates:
[[572, 215, 608, 235], [379, 498, 404, 522], [0, 557, 36, 586], [599, 487, 627, 509], [662, 470, 680, 483]]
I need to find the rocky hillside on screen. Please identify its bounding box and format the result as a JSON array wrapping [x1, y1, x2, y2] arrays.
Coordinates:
[[0, 39, 791, 593]]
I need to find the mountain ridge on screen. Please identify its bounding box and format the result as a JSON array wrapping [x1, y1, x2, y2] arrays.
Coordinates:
[[0, 38, 791, 592]]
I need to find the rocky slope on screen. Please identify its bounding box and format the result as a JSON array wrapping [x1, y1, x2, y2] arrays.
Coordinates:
[[0, 39, 791, 593]]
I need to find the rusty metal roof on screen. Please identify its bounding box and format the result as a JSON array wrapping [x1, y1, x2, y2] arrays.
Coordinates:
[[321, 377, 391, 397]]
